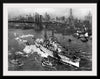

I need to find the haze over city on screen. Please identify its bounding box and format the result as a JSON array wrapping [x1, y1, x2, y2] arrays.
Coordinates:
[[8, 8, 92, 20]]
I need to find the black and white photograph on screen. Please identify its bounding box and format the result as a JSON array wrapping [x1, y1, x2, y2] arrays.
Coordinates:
[[3, 3, 97, 76]]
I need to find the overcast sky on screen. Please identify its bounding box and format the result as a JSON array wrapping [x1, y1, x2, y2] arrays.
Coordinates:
[[8, 5, 92, 19]]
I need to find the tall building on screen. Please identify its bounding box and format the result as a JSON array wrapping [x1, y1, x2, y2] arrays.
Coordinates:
[[44, 12, 50, 22], [69, 8, 74, 20], [85, 11, 92, 24], [68, 8, 75, 29], [84, 11, 92, 34]]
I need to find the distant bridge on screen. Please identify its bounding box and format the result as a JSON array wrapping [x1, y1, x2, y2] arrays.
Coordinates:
[[8, 20, 66, 25]]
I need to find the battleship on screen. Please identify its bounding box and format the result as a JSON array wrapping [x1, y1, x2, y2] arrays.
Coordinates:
[[11, 29, 81, 68]]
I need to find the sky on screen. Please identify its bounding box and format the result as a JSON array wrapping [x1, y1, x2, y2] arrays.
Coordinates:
[[8, 6, 92, 19]]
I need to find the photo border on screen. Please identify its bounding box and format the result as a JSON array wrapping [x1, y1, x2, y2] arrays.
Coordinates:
[[0, 0, 98, 77]]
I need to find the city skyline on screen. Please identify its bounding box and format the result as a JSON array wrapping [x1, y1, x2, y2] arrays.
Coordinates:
[[8, 8, 92, 20]]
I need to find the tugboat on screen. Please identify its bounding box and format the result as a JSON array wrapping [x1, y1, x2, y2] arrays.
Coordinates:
[[73, 26, 90, 42]]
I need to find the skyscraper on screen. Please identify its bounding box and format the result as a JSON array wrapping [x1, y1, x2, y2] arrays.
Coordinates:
[[68, 8, 75, 29], [69, 8, 73, 20], [85, 11, 92, 24]]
